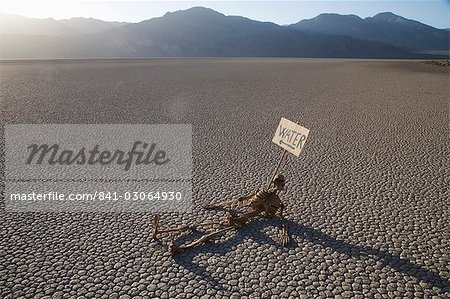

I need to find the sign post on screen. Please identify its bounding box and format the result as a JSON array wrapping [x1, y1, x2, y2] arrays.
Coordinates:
[[267, 117, 310, 188]]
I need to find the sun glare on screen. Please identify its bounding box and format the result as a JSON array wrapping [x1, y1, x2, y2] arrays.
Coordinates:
[[1, 1, 91, 20]]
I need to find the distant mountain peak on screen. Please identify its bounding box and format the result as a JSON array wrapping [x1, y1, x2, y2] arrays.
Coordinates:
[[371, 12, 406, 23], [164, 6, 224, 18], [374, 12, 399, 17], [183, 6, 221, 13], [315, 13, 361, 20]]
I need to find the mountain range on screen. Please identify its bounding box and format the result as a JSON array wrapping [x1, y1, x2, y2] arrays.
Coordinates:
[[289, 12, 449, 53], [0, 14, 127, 35], [0, 7, 448, 59]]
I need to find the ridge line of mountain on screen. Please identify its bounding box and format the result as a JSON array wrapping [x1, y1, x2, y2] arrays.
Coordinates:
[[1, 7, 448, 59]]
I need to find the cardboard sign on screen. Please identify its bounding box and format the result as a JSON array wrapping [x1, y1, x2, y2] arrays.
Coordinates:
[[272, 117, 310, 156]]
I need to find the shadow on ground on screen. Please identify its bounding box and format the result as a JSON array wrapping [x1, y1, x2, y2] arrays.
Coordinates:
[[165, 218, 450, 291]]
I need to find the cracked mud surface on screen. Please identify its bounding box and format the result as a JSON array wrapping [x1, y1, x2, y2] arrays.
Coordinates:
[[0, 59, 449, 298]]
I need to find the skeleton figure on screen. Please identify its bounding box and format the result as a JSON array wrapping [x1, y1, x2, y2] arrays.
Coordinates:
[[152, 174, 290, 255]]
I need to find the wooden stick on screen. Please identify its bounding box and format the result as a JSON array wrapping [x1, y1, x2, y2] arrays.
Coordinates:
[[152, 214, 161, 239], [267, 149, 287, 188]]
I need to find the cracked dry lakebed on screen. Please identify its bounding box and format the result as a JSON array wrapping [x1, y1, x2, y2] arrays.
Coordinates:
[[0, 59, 449, 298]]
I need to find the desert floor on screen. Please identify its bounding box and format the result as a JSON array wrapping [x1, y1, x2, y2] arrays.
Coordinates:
[[1, 59, 449, 298]]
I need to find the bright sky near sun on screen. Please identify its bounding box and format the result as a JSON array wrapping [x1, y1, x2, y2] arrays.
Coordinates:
[[1, 1, 449, 29]]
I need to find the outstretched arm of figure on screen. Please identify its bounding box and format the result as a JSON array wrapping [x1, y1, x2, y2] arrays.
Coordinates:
[[203, 192, 256, 210], [168, 226, 235, 255], [152, 214, 226, 239], [276, 203, 290, 246]]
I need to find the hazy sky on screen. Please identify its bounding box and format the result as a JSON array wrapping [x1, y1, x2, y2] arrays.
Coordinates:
[[1, 1, 449, 29]]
